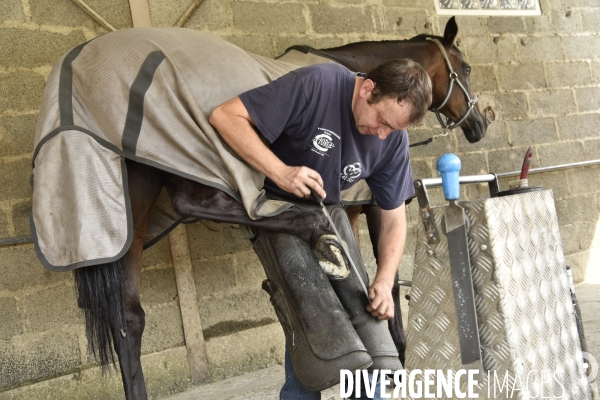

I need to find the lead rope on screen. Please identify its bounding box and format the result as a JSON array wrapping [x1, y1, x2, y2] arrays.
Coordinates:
[[409, 130, 450, 148]]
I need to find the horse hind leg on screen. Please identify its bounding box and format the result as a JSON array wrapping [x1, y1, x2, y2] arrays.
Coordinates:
[[171, 179, 352, 271], [171, 179, 333, 245], [74, 160, 165, 400], [117, 160, 168, 399]]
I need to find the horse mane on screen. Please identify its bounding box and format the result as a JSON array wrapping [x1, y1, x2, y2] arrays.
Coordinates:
[[409, 34, 438, 42], [283, 34, 462, 57], [408, 34, 463, 56]]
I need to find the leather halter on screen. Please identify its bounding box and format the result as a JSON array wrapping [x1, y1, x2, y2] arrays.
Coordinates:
[[426, 37, 478, 130]]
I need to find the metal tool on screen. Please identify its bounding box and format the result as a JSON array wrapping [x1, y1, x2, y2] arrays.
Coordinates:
[[437, 154, 483, 375], [310, 189, 370, 301], [498, 146, 542, 197], [520, 146, 534, 180]]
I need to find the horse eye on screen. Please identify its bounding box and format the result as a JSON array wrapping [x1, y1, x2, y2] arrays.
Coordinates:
[[465, 67, 471, 76]]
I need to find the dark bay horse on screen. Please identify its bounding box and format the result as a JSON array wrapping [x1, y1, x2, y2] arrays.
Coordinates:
[[71, 17, 487, 399]]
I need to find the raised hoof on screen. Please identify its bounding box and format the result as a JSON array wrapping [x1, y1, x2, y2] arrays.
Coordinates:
[[312, 234, 350, 280]]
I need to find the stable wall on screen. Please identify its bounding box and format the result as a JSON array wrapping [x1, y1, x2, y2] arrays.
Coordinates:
[[0, 0, 598, 398]]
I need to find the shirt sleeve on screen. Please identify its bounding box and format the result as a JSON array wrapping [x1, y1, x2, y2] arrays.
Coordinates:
[[238, 71, 308, 144], [365, 131, 415, 210]]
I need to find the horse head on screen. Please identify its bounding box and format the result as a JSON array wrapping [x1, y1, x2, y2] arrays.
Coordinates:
[[426, 17, 488, 143], [280, 17, 489, 143]]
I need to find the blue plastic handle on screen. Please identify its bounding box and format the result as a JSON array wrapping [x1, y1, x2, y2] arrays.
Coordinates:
[[436, 153, 462, 201]]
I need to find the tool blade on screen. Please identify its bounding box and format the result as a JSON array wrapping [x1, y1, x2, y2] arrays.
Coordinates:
[[462, 359, 484, 383], [445, 201, 482, 368]]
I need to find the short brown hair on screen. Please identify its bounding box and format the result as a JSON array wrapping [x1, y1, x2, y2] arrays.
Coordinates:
[[365, 59, 432, 125]]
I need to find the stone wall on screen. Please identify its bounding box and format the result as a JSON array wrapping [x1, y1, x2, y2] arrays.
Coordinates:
[[0, 0, 598, 398]]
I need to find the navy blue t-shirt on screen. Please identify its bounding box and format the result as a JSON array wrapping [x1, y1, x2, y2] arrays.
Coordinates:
[[239, 63, 414, 210]]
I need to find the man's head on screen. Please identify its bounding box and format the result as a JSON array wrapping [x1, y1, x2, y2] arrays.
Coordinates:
[[352, 59, 432, 140]]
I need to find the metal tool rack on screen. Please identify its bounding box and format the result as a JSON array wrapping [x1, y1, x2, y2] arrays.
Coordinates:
[[405, 156, 590, 399]]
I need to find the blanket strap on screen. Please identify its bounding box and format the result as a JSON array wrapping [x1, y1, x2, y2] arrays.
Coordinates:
[[121, 51, 165, 154], [59, 41, 91, 126]]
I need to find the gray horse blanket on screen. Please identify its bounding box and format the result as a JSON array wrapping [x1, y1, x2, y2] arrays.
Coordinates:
[[31, 27, 372, 271]]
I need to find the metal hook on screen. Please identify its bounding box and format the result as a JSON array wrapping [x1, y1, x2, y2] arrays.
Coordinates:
[[483, 106, 496, 123]]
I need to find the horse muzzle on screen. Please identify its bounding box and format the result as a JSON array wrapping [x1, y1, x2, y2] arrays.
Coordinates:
[[460, 108, 488, 143]]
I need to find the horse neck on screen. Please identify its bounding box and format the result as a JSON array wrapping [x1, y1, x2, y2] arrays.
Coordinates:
[[318, 40, 438, 75]]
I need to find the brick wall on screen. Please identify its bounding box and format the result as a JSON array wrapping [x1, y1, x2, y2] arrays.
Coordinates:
[[0, 0, 598, 398]]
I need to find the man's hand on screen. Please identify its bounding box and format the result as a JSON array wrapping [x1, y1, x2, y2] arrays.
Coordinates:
[[274, 166, 326, 200], [366, 279, 395, 320]]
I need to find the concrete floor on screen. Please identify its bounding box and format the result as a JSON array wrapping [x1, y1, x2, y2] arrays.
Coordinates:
[[165, 283, 599, 400]]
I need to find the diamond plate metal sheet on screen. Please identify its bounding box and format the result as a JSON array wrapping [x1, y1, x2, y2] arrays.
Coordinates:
[[406, 190, 590, 399]]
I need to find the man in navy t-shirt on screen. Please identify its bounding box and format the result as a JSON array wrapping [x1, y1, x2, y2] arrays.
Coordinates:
[[210, 60, 431, 398], [238, 62, 416, 210]]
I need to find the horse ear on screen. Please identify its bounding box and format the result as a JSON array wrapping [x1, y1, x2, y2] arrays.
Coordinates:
[[443, 16, 458, 46]]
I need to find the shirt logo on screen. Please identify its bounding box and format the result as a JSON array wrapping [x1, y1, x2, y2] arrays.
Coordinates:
[[341, 162, 362, 183], [313, 133, 334, 152], [310, 128, 340, 157]]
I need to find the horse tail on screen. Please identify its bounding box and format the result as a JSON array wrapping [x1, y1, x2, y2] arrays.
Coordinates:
[[73, 259, 126, 371]]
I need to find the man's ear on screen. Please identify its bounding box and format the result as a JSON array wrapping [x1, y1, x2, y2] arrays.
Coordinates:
[[361, 79, 375, 98]]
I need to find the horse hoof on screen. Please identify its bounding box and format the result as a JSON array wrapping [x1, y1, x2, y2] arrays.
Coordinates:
[[312, 235, 350, 280]]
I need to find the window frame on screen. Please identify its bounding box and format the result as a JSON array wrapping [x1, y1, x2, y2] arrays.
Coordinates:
[[434, 0, 541, 16]]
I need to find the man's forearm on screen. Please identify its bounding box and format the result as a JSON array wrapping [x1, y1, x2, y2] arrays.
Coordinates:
[[366, 204, 407, 319], [209, 97, 287, 182], [209, 97, 326, 199], [375, 204, 407, 288]]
